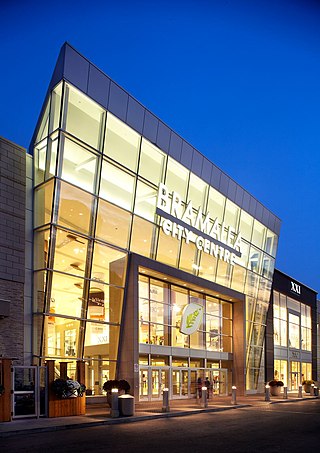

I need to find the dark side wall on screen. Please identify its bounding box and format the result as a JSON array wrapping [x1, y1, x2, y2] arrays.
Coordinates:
[[0, 136, 26, 363]]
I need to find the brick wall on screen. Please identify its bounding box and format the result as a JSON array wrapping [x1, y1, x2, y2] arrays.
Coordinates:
[[0, 136, 26, 363]]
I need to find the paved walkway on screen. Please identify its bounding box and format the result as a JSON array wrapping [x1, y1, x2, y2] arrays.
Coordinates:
[[1, 393, 318, 437]]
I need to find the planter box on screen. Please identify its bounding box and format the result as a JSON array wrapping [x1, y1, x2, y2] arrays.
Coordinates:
[[48, 397, 86, 417]]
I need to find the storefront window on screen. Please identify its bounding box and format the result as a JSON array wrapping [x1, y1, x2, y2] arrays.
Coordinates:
[[84, 322, 120, 361], [288, 313, 300, 349], [104, 113, 140, 171], [45, 316, 80, 358], [179, 242, 198, 274]]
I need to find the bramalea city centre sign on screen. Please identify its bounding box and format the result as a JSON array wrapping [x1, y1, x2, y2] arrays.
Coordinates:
[[156, 183, 242, 266]]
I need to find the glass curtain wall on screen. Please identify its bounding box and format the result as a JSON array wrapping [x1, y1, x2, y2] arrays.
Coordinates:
[[138, 275, 233, 351], [33, 81, 279, 391]]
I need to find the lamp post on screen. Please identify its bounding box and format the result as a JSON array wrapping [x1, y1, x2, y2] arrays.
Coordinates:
[[111, 388, 119, 418], [202, 386, 208, 408], [162, 388, 170, 412], [231, 386, 237, 405], [265, 385, 270, 402]]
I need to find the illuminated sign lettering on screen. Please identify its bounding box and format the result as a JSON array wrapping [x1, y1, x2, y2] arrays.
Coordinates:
[[156, 183, 242, 266], [290, 281, 301, 295]]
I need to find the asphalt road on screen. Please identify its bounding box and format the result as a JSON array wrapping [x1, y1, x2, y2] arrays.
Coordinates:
[[2, 400, 320, 452]]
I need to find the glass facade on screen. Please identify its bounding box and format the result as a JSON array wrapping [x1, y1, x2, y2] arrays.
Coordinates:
[[273, 289, 313, 390], [32, 77, 279, 395]]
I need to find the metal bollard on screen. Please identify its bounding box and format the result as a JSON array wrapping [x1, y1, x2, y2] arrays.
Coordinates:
[[314, 386, 318, 397], [265, 385, 270, 402], [162, 388, 170, 412], [298, 384, 303, 398], [310, 384, 315, 396], [202, 386, 208, 408], [231, 386, 237, 405], [283, 386, 288, 399], [111, 388, 119, 418]]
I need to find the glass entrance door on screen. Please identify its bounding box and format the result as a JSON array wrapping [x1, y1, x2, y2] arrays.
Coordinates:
[[139, 367, 169, 401], [172, 368, 189, 398], [290, 361, 300, 390], [139, 367, 149, 400]]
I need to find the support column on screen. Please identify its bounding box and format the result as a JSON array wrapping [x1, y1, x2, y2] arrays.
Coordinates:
[[0, 358, 13, 422]]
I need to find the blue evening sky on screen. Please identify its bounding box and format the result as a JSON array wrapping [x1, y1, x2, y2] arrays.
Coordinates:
[[1, 0, 319, 293]]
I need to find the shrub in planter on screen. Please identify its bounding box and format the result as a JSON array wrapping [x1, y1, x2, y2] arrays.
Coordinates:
[[103, 379, 131, 406], [268, 380, 284, 396], [302, 380, 314, 393], [52, 378, 86, 398]]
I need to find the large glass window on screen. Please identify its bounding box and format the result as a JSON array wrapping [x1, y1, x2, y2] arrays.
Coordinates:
[[138, 275, 232, 352], [224, 199, 240, 230], [96, 200, 132, 249], [187, 173, 208, 211], [61, 137, 98, 193], [57, 181, 94, 235], [165, 158, 189, 201], [288, 313, 300, 349], [91, 242, 127, 287], [207, 187, 225, 225], [104, 113, 140, 171], [156, 229, 179, 267], [100, 160, 135, 211], [34, 180, 54, 228], [134, 181, 157, 222], [65, 85, 104, 150], [139, 139, 165, 185], [130, 216, 156, 258], [52, 228, 88, 276]]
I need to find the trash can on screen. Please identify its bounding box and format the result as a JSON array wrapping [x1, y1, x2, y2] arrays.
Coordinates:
[[118, 394, 135, 416]]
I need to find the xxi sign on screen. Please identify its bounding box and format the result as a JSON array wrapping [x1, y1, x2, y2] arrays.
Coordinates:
[[290, 281, 301, 295]]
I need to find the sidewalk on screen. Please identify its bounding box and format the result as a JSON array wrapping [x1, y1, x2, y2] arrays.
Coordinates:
[[1, 393, 318, 438]]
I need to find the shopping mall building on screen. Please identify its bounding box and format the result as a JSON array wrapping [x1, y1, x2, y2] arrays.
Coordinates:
[[0, 43, 318, 402]]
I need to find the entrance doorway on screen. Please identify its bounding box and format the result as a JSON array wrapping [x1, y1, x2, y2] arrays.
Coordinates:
[[139, 366, 228, 400], [12, 366, 47, 419]]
